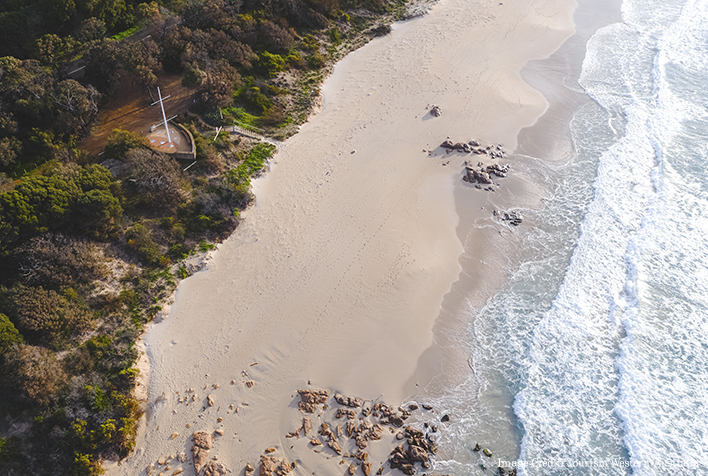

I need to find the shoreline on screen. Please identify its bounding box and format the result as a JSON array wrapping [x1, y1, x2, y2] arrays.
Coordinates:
[[107, 1, 580, 475], [411, 0, 625, 471]]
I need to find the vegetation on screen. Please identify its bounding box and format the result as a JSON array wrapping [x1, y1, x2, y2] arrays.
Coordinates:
[[0, 0, 407, 473]]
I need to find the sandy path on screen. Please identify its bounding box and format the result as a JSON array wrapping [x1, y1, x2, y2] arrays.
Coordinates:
[[108, 0, 576, 474]]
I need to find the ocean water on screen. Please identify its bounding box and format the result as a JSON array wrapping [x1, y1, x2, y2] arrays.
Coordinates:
[[430, 0, 708, 474]]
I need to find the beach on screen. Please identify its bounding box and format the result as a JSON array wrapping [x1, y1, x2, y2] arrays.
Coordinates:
[[108, 0, 578, 474]]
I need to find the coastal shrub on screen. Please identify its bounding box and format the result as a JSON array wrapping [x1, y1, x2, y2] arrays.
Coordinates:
[[0, 313, 22, 355], [4, 344, 66, 405], [308, 52, 326, 69], [258, 51, 287, 77], [286, 52, 307, 69], [125, 223, 164, 267], [104, 129, 148, 160], [0, 165, 122, 248], [124, 149, 185, 212], [14, 234, 106, 286], [3, 285, 93, 348], [327, 27, 342, 45]]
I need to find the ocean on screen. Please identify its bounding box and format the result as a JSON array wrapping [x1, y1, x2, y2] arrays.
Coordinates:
[[427, 0, 708, 474]]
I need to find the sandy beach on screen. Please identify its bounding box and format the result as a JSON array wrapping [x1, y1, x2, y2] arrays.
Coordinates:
[[108, 0, 577, 474]]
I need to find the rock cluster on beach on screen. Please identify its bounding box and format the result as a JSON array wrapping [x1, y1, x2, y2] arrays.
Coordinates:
[[297, 388, 330, 412], [494, 209, 523, 226], [440, 139, 506, 158], [388, 426, 438, 475], [280, 389, 450, 475]]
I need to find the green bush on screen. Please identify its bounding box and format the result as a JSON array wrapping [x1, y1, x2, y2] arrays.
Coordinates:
[[0, 313, 22, 354], [125, 224, 163, 267], [104, 129, 148, 160], [3, 285, 93, 348], [0, 165, 122, 248], [258, 51, 286, 77]]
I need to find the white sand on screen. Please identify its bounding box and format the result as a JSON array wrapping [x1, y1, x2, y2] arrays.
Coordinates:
[[108, 0, 576, 474]]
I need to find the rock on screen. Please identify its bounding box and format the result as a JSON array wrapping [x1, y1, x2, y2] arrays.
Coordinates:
[[362, 462, 372, 476], [214, 429, 224, 436], [430, 106, 442, 117], [207, 395, 215, 407], [473, 443, 481, 452], [408, 445, 428, 463], [303, 417, 312, 436], [452, 142, 467, 150], [147, 463, 155, 475], [193, 449, 209, 475], [246, 380, 255, 388], [297, 389, 330, 413], [466, 168, 493, 184], [422, 404, 433, 410], [259, 455, 292, 476], [244, 463, 255, 476], [408, 404, 418, 411], [202, 460, 228, 476], [310, 439, 322, 446], [376, 468, 383, 475], [348, 464, 357, 475], [170, 432, 179, 440], [172, 470, 183, 476], [336, 408, 357, 419], [177, 453, 187, 463], [265, 447, 276, 454], [483, 448, 493, 457], [193, 431, 212, 450], [328, 440, 342, 455], [501, 211, 522, 226], [334, 393, 363, 408], [158, 457, 166, 465], [396, 433, 404, 440], [400, 464, 415, 475], [440, 139, 455, 149], [191, 431, 212, 474], [441, 414, 450, 422], [485, 163, 510, 178], [469, 140, 481, 147]]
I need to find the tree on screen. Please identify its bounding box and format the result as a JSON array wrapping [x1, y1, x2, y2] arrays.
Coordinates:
[[83, 39, 121, 94], [77, 18, 107, 43], [0, 137, 22, 169], [83, 0, 131, 31], [119, 39, 161, 86], [51, 80, 100, 136]]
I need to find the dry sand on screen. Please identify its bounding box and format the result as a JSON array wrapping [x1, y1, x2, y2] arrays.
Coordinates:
[[107, 0, 577, 474]]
